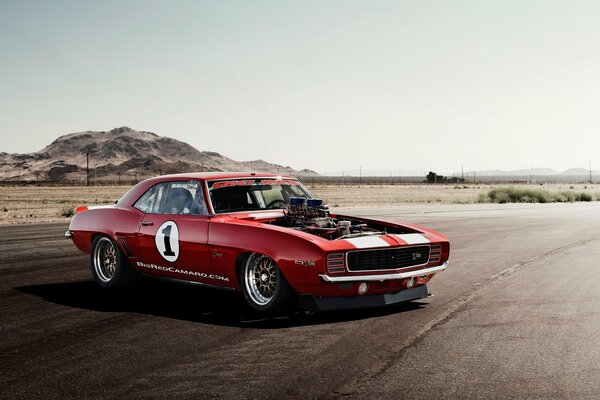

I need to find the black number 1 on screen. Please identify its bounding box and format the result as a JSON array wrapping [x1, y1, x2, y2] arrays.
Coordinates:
[[162, 225, 175, 257]]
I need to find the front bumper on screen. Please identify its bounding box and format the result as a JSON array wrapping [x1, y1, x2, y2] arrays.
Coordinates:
[[298, 284, 429, 312], [319, 261, 448, 283]]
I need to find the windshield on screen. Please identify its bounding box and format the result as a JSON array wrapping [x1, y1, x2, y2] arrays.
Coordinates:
[[207, 178, 314, 213]]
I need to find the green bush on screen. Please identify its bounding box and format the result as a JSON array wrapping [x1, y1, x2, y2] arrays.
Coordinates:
[[479, 187, 597, 204], [576, 192, 593, 202]]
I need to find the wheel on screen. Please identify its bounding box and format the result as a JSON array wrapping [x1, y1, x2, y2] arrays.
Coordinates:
[[266, 199, 287, 209], [240, 253, 298, 315], [90, 235, 139, 290]]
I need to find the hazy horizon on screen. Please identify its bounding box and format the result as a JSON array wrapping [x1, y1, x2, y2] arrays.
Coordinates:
[[2, 1, 599, 175]]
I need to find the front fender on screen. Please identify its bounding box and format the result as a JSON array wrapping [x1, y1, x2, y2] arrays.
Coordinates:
[[208, 219, 326, 293]]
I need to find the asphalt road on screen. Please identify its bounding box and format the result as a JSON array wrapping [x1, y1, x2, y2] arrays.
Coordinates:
[[2, 203, 600, 399]]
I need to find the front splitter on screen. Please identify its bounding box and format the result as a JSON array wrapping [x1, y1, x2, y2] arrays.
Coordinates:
[[298, 284, 429, 312]]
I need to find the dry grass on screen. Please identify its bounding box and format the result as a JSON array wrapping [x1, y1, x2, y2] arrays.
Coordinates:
[[2, 183, 600, 224], [0, 186, 128, 224], [308, 184, 484, 206], [308, 183, 600, 207]]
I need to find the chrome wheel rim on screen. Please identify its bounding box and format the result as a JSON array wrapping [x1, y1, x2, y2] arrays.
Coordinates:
[[244, 254, 277, 305], [94, 237, 117, 283]]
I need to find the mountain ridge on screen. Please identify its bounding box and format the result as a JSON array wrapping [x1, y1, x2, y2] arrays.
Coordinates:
[[0, 127, 317, 181]]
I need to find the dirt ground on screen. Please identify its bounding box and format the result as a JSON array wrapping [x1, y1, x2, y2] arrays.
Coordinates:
[[1, 183, 598, 224], [0, 186, 129, 225]]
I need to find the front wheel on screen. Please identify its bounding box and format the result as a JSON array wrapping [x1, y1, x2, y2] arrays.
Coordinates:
[[90, 235, 139, 290], [240, 253, 298, 315]]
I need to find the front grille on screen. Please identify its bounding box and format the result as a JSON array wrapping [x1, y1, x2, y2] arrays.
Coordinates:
[[347, 245, 430, 272], [429, 244, 441, 263], [327, 253, 345, 273]]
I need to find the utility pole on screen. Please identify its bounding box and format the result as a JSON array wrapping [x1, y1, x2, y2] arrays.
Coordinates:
[[86, 152, 89, 186], [359, 165, 362, 186], [117, 171, 121, 184], [589, 161, 593, 184], [461, 165, 464, 182]]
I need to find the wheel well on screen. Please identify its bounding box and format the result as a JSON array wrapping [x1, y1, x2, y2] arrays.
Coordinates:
[[90, 232, 124, 254], [235, 252, 252, 281], [235, 251, 295, 288], [90, 232, 101, 245], [90, 232, 109, 249]]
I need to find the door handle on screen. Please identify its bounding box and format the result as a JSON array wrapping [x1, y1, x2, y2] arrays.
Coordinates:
[[140, 221, 154, 226]]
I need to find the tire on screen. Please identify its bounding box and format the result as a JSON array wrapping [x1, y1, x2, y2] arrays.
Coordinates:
[[90, 235, 139, 290], [240, 253, 298, 315]]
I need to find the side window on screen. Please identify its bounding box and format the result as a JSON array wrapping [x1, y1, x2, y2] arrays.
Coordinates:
[[134, 184, 161, 213], [134, 181, 207, 215]]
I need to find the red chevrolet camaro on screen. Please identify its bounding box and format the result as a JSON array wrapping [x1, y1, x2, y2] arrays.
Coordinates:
[[66, 173, 449, 314]]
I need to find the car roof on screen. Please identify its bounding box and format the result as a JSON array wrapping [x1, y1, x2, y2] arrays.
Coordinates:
[[116, 172, 300, 209], [149, 172, 297, 181]]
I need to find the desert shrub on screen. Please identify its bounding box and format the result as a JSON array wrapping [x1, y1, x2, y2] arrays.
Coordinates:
[[61, 207, 75, 218], [479, 187, 597, 204], [576, 192, 593, 202], [555, 192, 572, 202], [484, 187, 548, 203]]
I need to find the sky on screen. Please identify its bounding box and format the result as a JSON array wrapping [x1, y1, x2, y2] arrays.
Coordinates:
[[1, 0, 599, 175]]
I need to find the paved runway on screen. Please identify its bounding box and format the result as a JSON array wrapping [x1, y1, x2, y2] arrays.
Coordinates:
[[2, 203, 600, 399]]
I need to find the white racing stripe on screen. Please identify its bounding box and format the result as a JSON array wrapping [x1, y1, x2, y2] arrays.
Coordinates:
[[393, 233, 430, 244], [344, 236, 390, 249], [247, 212, 284, 220]]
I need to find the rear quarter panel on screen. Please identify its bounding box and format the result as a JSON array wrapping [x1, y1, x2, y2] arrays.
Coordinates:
[[68, 207, 144, 255]]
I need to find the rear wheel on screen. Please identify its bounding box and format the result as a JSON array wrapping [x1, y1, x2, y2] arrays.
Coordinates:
[[91, 235, 138, 290], [240, 253, 298, 315]]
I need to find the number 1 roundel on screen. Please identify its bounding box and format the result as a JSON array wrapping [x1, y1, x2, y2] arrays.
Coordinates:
[[155, 221, 179, 262]]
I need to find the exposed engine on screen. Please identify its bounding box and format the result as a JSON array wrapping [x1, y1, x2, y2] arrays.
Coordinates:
[[283, 197, 385, 240]]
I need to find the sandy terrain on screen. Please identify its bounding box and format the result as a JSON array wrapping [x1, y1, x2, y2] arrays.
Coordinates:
[[1, 183, 599, 224], [309, 184, 485, 206], [0, 186, 128, 225]]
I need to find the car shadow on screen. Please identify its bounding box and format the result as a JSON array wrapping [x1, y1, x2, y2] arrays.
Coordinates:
[[16, 278, 426, 329]]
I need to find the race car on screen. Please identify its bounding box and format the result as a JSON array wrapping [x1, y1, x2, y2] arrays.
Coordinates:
[[66, 173, 449, 314]]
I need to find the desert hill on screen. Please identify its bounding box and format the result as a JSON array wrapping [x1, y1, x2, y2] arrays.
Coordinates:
[[0, 127, 317, 181]]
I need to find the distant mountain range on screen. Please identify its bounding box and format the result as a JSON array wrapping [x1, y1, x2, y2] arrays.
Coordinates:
[[476, 168, 594, 176], [325, 167, 597, 178], [1, 128, 594, 182], [0, 127, 317, 181]]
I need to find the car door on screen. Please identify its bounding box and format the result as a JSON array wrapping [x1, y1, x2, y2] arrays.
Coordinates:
[[134, 180, 215, 285]]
